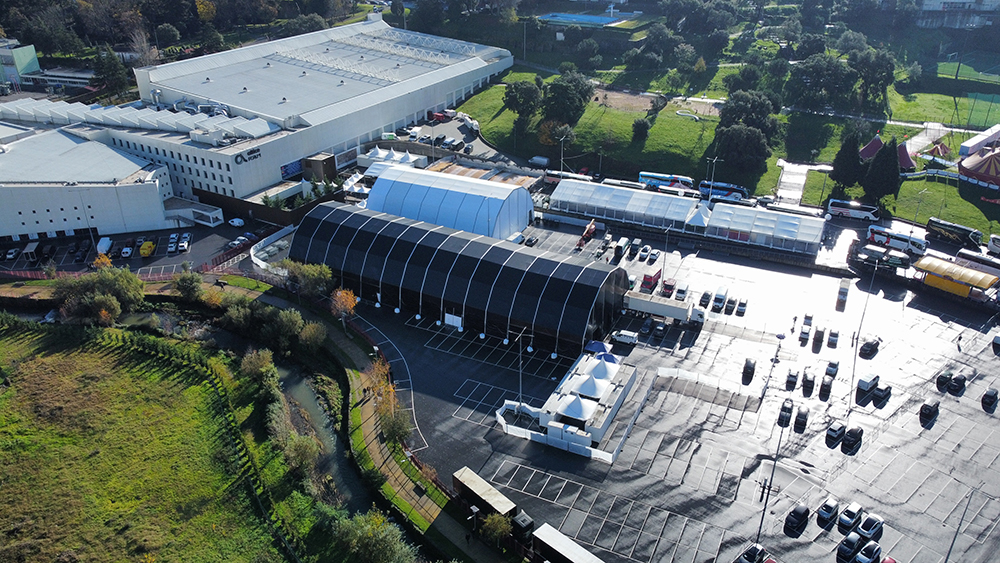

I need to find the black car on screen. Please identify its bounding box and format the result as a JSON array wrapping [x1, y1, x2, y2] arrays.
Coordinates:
[[463, 143, 474, 154], [67, 241, 78, 254], [525, 236, 539, 247], [74, 251, 84, 262], [652, 322, 667, 338], [433, 134, 447, 146], [743, 358, 756, 379], [802, 371, 816, 394], [984, 388, 999, 410], [640, 317, 653, 336], [936, 372, 952, 389], [778, 398, 793, 427], [785, 504, 810, 530], [394, 127, 410, 137], [80, 239, 92, 252], [795, 405, 809, 427], [820, 374, 834, 397], [948, 374, 966, 393], [838, 532, 864, 560], [859, 338, 880, 358], [843, 426, 863, 450], [920, 399, 940, 422], [724, 297, 737, 314], [699, 290, 712, 307], [872, 384, 892, 402]]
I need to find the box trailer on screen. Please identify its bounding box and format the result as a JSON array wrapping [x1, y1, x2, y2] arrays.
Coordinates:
[[624, 291, 704, 329], [453, 466, 517, 518], [21, 241, 39, 262]]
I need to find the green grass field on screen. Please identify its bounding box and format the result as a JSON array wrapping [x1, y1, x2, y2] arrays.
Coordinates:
[[0, 331, 280, 562]]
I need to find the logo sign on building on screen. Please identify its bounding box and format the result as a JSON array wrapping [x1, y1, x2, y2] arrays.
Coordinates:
[[280, 159, 303, 180], [235, 147, 262, 165]]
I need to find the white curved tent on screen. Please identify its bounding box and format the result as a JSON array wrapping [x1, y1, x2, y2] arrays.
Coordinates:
[[366, 165, 533, 240], [549, 179, 699, 230], [706, 203, 824, 254]]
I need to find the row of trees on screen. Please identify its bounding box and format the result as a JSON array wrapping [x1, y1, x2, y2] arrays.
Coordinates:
[[830, 129, 901, 201]]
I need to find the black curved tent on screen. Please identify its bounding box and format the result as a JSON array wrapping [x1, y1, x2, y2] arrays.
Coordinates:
[[290, 203, 628, 354]]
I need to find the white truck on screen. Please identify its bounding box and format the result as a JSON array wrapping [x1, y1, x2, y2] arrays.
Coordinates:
[[96, 237, 113, 256], [624, 291, 705, 330], [837, 278, 851, 307]]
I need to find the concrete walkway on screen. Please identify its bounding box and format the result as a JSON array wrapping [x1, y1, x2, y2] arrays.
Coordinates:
[[775, 159, 832, 205], [0, 279, 506, 563]]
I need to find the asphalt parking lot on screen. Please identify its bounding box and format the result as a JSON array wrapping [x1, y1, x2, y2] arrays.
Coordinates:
[[0, 220, 269, 275], [352, 219, 1000, 563]]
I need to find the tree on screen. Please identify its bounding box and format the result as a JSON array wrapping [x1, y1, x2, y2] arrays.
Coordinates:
[[784, 53, 858, 110], [299, 321, 327, 352], [197, 0, 217, 21], [286, 434, 320, 474], [330, 288, 357, 319], [723, 65, 762, 95], [542, 72, 594, 126], [391, 0, 405, 16], [862, 136, 900, 200], [91, 45, 130, 96], [410, 0, 444, 33], [835, 30, 867, 55], [644, 23, 680, 56], [334, 509, 417, 563], [241, 348, 279, 388], [280, 260, 332, 299], [719, 90, 779, 142], [830, 131, 865, 188], [199, 23, 224, 52], [848, 48, 895, 107], [155, 23, 181, 46], [632, 118, 651, 142], [673, 43, 697, 73], [705, 29, 730, 58], [503, 81, 542, 133], [282, 13, 328, 37], [714, 124, 771, 172], [93, 254, 113, 270], [129, 28, 158, 68], [54, 267, 145, 322], [380, 408, 412, 445], [271, 309, 305, 352], [795, 34, 827, 60], [481, 513, 513, 547], [173, 272, 204, 302]]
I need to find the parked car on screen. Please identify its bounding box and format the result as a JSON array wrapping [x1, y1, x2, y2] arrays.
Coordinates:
[[826, 361, 840, 377], [734, 543, 768, 563], [394, 127, 410, 137], [640, 317, 654, 336], [857, 513, 884, 540], [662, 278, 677, 297], [838, 532, 864, 560], [181, 232, 193, 242], [795, 405, 809, 427], [827, 421, 846, 442], [920, 399, 940, 423], [821, 375, 834, 397], [674, 283, 688, 301], [525, 236, 538, 247], [744, 358, 756, 380], [178, 241, 189, 252], [74, 251, 84, 262], [786, 369, 799, 389], [699, 290, 712, 307], [936, 372, 952, 389], [637, 244, 651, 261], [80, 239, 92, 252], [778, 398, 793, 427], [828, 330, 839, 347], [120, 246, 133, 258], [844, 427, 864, 450], [452, 140, 465, 152], [817, 496, 840, 521], [169, 233, 180, 243], [736, 298, 748, 316], [725, 297, 737, 314], [784, 504, 809, 531], [653, 322, 667, 338], [855, 541, 881, 563], [983, 388, 998, 410], [67, 241, 78, 254], [802, 371, 815, 394], [417, 135, 432, 144], [433, 134, 447, 146], [873, 384, 892, 402], [167, 242, 178, 253], [648, 249, 660, 263], [441, 137, 457, 149], [839, 501, 864, 528], [6, 248, 20, 260], [799, 324, 811, 341], [860, 338, 880, 358], [463, 143, 474, 154], [803, 313, 813, 327], [948, 374, 966, 393]]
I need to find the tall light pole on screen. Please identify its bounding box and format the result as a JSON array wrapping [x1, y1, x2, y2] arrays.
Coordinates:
[[706, 156, 723, 186], [849, 256, 880, 418], [910, 188, 929, 238], [757, 422, 785, 542]]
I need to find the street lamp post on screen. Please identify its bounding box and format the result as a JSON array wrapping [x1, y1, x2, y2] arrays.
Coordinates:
[[756, 423, 785, 542], [849, 257, 880, 418], [819, 172, 829, 204], [706, 156, 723, 186], [910, 188, 930, 238]]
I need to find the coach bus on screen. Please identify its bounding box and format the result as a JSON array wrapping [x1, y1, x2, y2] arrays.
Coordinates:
[[867, 225, 927, 255], [639, 172, 695, 191], [698, 180, 748, 202], [925, 217, 983, 250], [826, 199, 881, 221], [957, 248, 1000, 272], [601, 178, 647, 190], [544, 170, 594, 184]]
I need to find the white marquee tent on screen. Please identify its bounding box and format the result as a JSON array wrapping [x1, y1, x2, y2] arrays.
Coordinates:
[[549, 179, 699, 230], [366, 165, 533, 240], [706, 203, 824, 254]]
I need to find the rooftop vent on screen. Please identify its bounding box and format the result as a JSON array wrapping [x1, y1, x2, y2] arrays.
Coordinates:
[[281, 97, 287, 103], [301, 71, 307, 76], [242, 87, 248, 92], [205, 77, 211, 82]]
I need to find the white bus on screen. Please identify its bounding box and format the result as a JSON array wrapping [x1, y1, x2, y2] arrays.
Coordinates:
[[698, 180, 748, 202], [867, 225, 927, 255], [826, 199, 881, 221], [639, 172, 695, 190]]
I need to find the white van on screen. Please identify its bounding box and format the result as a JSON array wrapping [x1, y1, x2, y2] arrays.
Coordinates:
[[858, 374, 880, 392], [611, 330, 639, 345], [712, 286, 729, 312], [528, 156, 550, 168], [506, 232, 525, 244]]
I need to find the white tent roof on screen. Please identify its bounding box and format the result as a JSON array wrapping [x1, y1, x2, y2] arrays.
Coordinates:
[[707, 203, 824, 244], [566, 373, 610, 400], [366, 164, 532, 240], [549, 179, 698, 229], [686, 203, 711, 227], [580, 356, 619, 381], [556, 394, 598, 421]]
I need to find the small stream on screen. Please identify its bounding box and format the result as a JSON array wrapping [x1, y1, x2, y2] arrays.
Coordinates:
[[277, 364, 372, 515]]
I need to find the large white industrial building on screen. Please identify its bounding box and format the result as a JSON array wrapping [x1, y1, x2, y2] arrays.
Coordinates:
[[0, 126, 222, 241]]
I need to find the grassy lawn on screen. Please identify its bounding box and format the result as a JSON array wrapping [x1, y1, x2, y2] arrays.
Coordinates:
[[800, 171, 1000, 235], [221, 274, 273, 292], [0, 331, 279, 562]]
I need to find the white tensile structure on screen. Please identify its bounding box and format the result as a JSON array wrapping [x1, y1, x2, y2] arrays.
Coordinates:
[[706, 203, 824, 255], [365, 165, 533, 240]]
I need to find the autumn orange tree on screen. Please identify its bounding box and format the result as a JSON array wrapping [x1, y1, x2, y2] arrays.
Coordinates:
[[330, 287, 356, 332], [93, 253, 112, 269]]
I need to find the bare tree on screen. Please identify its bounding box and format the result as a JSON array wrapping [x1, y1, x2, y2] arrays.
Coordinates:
[[128, 27, 159, 67]]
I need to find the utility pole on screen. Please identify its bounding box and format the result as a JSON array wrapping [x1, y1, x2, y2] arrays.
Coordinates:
[[707, 156, 724, 185]]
